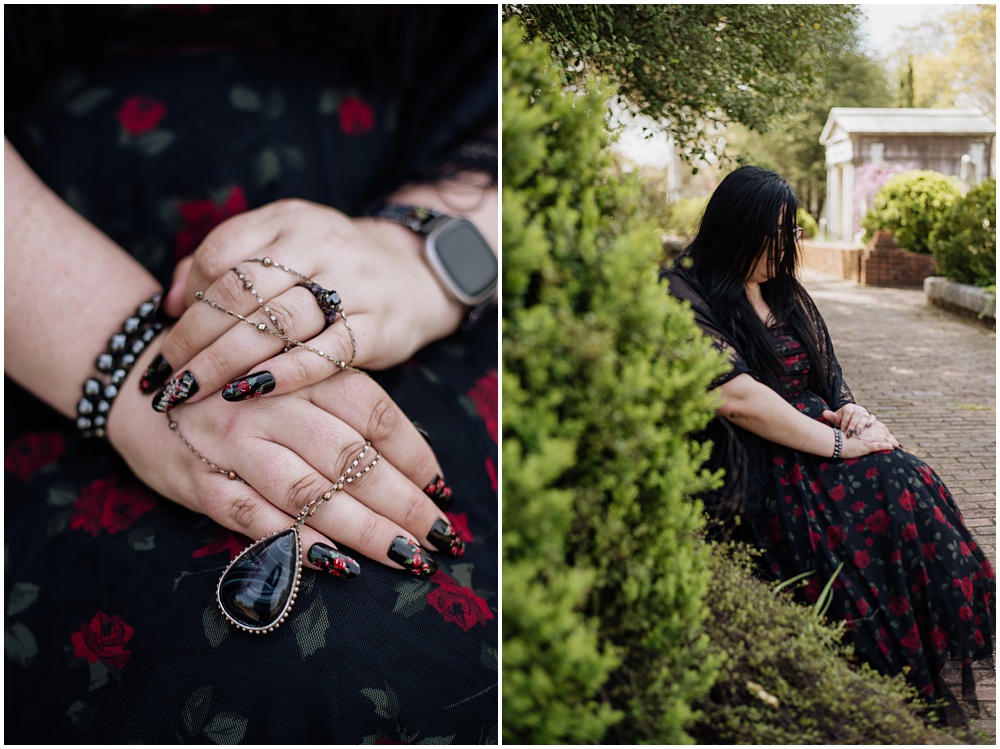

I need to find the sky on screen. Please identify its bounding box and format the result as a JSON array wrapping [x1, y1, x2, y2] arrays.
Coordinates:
[[615, 3, 974, 168], [857, 3, 964, 55]]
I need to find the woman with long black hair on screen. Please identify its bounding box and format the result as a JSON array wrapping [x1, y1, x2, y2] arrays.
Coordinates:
[[663, 165, 993, 702]]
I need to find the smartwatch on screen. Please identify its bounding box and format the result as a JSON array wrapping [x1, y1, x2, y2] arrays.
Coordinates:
[[373, 205, 498, 307]]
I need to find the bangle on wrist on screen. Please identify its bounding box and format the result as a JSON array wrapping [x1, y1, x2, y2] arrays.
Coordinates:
[[77, 294, 163, 439], [831, 426, 843, 460]]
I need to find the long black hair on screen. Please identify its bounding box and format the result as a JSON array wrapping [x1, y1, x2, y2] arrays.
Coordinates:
[[678, 165, 830, 396]]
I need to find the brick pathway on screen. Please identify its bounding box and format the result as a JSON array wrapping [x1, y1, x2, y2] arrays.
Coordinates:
[[803, 269, 996, 741]]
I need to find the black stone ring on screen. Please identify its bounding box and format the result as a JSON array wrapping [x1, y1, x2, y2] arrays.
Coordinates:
[[297, 282, 343, 326]]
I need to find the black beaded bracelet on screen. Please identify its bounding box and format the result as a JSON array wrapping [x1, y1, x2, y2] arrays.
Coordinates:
[[831, 426, 843, 460], [77, 294, 163, 439]]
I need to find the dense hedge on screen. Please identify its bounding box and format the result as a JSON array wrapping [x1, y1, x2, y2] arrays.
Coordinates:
[[501, 20, 728, 743], [929, 178, 997, 288], [690, 546, 961, 744], [861, 170, 962, 253]]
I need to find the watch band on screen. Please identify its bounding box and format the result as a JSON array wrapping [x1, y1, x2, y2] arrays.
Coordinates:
[[372, 205, 446, 234]]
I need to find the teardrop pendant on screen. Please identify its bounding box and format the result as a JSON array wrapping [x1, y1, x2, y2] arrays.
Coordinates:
[[216, 528, 301, 633]]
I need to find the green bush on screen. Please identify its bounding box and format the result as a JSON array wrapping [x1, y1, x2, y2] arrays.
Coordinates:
[[861, 170, 962, 253], [690, 545, 962, 745], [929, 178, 996, 287], [664, 196, 709, 238], [502, 20, 728, 744], [797, 208, 818, 239]]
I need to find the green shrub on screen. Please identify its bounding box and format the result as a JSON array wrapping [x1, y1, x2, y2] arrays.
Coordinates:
[[797, 208, 818, 239], [502, 20, 729, 744], [664, 196, 709, 238], [929, 178, 996, 287], [861, 170, 962, 253], [690, 545, 963, 745]]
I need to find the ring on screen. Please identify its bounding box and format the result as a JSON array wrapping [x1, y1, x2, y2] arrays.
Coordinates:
[[297, 282, 343, 326]]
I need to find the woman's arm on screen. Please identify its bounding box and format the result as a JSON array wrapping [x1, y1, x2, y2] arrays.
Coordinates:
[[717, 373, 896, 459], [4, 139, 162, 417]]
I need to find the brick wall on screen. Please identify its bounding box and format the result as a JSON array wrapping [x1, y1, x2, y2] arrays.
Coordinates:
[[801, 233, 937, 288], [859, 231, 938, 288]]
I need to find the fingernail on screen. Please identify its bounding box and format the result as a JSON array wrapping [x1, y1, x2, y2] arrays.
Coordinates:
[[423, 474, 453, 510], [412, 421, 432, 445], [152, 370, 199, 412], [222, 371, 276, 402], [387, 536, 436, 576], [139, 353, 173, 394], [427, 518, 465, 558], [308, 543, 360, 578]]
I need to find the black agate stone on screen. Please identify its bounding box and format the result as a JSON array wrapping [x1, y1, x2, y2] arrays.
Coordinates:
[[217, 528, 300, 632]]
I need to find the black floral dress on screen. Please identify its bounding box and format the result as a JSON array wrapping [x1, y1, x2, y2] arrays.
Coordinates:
[[747, 324, 993, 699], [5, 6, 497, 744]]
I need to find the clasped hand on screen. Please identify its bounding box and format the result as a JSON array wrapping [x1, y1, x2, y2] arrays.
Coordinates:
[[822, 403, 901, 456], [111, 199, 477, 575]]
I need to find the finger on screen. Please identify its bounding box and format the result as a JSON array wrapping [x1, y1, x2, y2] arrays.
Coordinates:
[[145, 269, 317, 408], [181, 203, 284, 309], [267, 397, 462, 557], [193, 466, 357, 577], [821, 409, 841, 426], [305, 370, 449, 507], [164, 255, 194, 319], [239, 439, 440, 576], [220, 308, 368, 402]]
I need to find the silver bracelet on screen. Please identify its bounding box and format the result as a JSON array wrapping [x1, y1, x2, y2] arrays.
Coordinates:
[[831, 426, 843, 460]]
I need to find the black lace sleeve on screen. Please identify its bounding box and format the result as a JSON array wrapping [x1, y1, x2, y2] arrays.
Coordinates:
[[801, 291, 854, 410]]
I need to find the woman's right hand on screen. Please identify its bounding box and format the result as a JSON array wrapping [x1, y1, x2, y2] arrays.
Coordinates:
[[822, 408, 901, 456], [109, 338, 462, 578]]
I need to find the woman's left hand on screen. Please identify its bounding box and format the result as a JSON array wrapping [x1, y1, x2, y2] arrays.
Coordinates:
[[140, 198, 476, 410], [822, 404, 900, 447]]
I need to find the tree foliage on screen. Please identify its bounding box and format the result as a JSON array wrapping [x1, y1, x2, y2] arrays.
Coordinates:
[[889, 5, 996, 118], [502, 19, 729, 744], [727, 48, 893, 215], [503, 4, 864, 164]]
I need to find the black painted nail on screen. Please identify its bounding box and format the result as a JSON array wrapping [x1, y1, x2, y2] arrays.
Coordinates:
[[427, 518, 465, 558], [308, 543, 360, 578], [412, 421, 432, 446], [139, 353, 173, 394], [423, 474, 453, 511], [152, 370, 199, 412], [387, 536, 436, 576], [222, 371, 276, 402]]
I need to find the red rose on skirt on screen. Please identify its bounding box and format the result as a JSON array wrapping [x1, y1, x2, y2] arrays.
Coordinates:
[[900, 623, 923, 652], [888, 596, 910, 615], [829, 483, 846, 502], [897, 490, 916, 512], [921, 542, 938, 560], [338, 96, 375, 136], [174, 185, 248, 260], [933, 506, 947, 524], [71, 477, 156, 536], [467, 371, 498, 443], [865, 509, 891, 534], [865, 467, 878, 479], [116, 95, 166, 135], [929, 625, 949, 650], [959, 605, 974, 621], [851, 501, 866, 514], [4, 432, 65, 480], [902, 522, 918, 541], [445, 512, 474, 543], [855, 597, 869, 616], [854, 550, 871, 570], [426, 573, 493, 632], [825, 526, 845, 549], [954, 576, 974, 602], [192, 528, 251, 561], [71, 611, 135, 670]]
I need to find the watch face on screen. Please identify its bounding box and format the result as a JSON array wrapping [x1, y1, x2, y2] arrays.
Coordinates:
[[427, 219, 498, 304]]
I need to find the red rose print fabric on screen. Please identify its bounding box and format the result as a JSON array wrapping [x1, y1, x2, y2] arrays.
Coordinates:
[[71, 611, 135, 670], [744, 325, 994, 701]]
